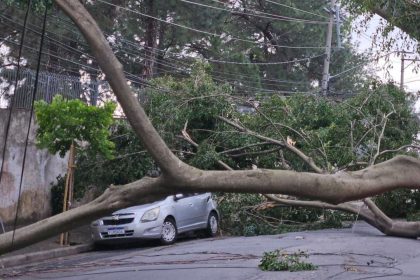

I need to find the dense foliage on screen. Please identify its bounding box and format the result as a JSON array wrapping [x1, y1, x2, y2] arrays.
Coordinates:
[[35, 95, 116, 158], [60, 66, 419, 233]]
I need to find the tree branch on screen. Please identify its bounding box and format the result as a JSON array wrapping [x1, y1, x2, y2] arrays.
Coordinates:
[[220, 142, 273, 155], [0, 176, 170, 254], [371, 111, 394, 164], [378, 144, 420, 157], [218, 116, 325, 174], [266, 194, 420, 238], [183, 155, 420, 204]]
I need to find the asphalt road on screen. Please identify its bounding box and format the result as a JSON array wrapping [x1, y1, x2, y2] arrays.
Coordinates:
[[1, 222, 420, 280]]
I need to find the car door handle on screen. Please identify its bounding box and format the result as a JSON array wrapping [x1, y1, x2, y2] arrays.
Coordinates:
[[189, 203, 193, 206]]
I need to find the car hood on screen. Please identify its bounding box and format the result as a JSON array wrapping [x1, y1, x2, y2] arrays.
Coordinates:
[[111, 200, 164, 215]]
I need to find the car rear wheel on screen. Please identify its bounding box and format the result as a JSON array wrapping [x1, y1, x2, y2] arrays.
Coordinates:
[[206, 212, 219, 237], [161, 218, 177, 245]]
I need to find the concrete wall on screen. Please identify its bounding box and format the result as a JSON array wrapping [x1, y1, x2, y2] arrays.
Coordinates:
[[0, 109, 68, 225]]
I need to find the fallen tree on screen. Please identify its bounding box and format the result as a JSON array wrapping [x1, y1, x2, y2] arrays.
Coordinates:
[[1, 0, 420, 255]]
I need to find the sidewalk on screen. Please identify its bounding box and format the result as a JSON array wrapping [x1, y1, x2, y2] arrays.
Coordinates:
[[0, 225, 93, 268]]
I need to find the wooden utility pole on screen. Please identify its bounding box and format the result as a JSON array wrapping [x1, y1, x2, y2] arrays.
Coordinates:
[[321, 0, 336, 96], [60, 142, 76, 246]]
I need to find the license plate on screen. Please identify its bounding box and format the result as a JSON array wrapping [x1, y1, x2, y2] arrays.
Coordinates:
[[107, 228, 125, 235]]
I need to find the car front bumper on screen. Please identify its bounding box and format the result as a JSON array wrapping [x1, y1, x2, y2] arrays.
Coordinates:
[[91, 218, 163, 243]]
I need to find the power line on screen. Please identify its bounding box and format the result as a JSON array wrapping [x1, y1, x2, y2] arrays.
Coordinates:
[[330, 51, 397, 79], [110, 39, 310, 88], [205, 54, 324, 65], [24, 11, 321, 86], [208, 0, 327, 20], [2, 36, 306, 95], [0, 0, 32, 198], [0, 37, 177, 94], [262, 0, 328, 19], [96, 0, 325, 50], [11, 1, 48, 250], [1, 10, 315, 94], [0, 13, 90, 61], [2, 11, 313, 89], [178, 0, 328, 24], [113, 35, 315, 85], [115, 35, 318, 84]]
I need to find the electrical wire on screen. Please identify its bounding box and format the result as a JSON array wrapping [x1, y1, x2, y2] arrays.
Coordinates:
[[177, 0, 328, 24], [43, 10, 320, 69], [95, 0, 325, 50], [1, 36, 311, 94], [10, 1, 48, 250], [114, 35, 318, 84], [110, 35, 314, 86], [0, 37, 175, 93], [0, 0, 32, 199], [205, 54, 324, 65], [103, 39, 310, 89], [330, 51, 397, 79], [1, 11, 310, 90], [0, 9, 317, 95], [257, 0, 328, 19], [0, 37, 240, 95], [23, 11, 321, 86]]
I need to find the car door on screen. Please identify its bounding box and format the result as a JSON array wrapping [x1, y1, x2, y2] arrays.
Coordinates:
[[174, 194, 205, 232], [172, 194, 196, 232], [192, 193, 212, 228]]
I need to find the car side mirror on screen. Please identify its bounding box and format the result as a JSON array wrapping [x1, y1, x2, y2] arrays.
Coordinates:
[[174, 194, 183, 201]]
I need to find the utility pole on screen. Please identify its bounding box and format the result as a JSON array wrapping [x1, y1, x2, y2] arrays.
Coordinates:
[[399, 52, 420, 91], [321, 0, 336, 96], [400, 52, 405, 91]]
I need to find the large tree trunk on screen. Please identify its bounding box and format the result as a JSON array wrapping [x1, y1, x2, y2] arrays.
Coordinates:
[[1, 0, 419, 255]]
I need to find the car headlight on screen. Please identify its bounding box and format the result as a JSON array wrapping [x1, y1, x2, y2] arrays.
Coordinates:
[[141, 207, 160, 222], [91, 220, 103, 226]]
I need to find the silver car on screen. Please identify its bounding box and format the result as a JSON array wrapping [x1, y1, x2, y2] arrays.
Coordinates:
[[90, 193, 219, 245]]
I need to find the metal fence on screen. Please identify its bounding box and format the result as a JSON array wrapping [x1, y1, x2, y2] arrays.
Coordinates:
[[0, 68, 101, 109]]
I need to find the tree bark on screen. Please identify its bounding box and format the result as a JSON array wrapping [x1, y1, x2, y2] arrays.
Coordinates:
[[142, 0, 158, 80]]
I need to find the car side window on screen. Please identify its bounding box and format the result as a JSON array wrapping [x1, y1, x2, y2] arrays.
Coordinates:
[[174, 193, 193, 200], [174, 192, 207, 201]]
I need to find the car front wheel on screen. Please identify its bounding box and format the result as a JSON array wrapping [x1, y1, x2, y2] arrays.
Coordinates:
[[161, 218, 177, 245], [206, 212, 219, 237]]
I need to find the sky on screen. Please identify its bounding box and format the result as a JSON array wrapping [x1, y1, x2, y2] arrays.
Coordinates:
[[351, 15, 420, 93]]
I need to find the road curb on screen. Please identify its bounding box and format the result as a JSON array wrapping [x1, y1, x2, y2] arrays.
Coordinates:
[[0, 243, 94, 268]]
